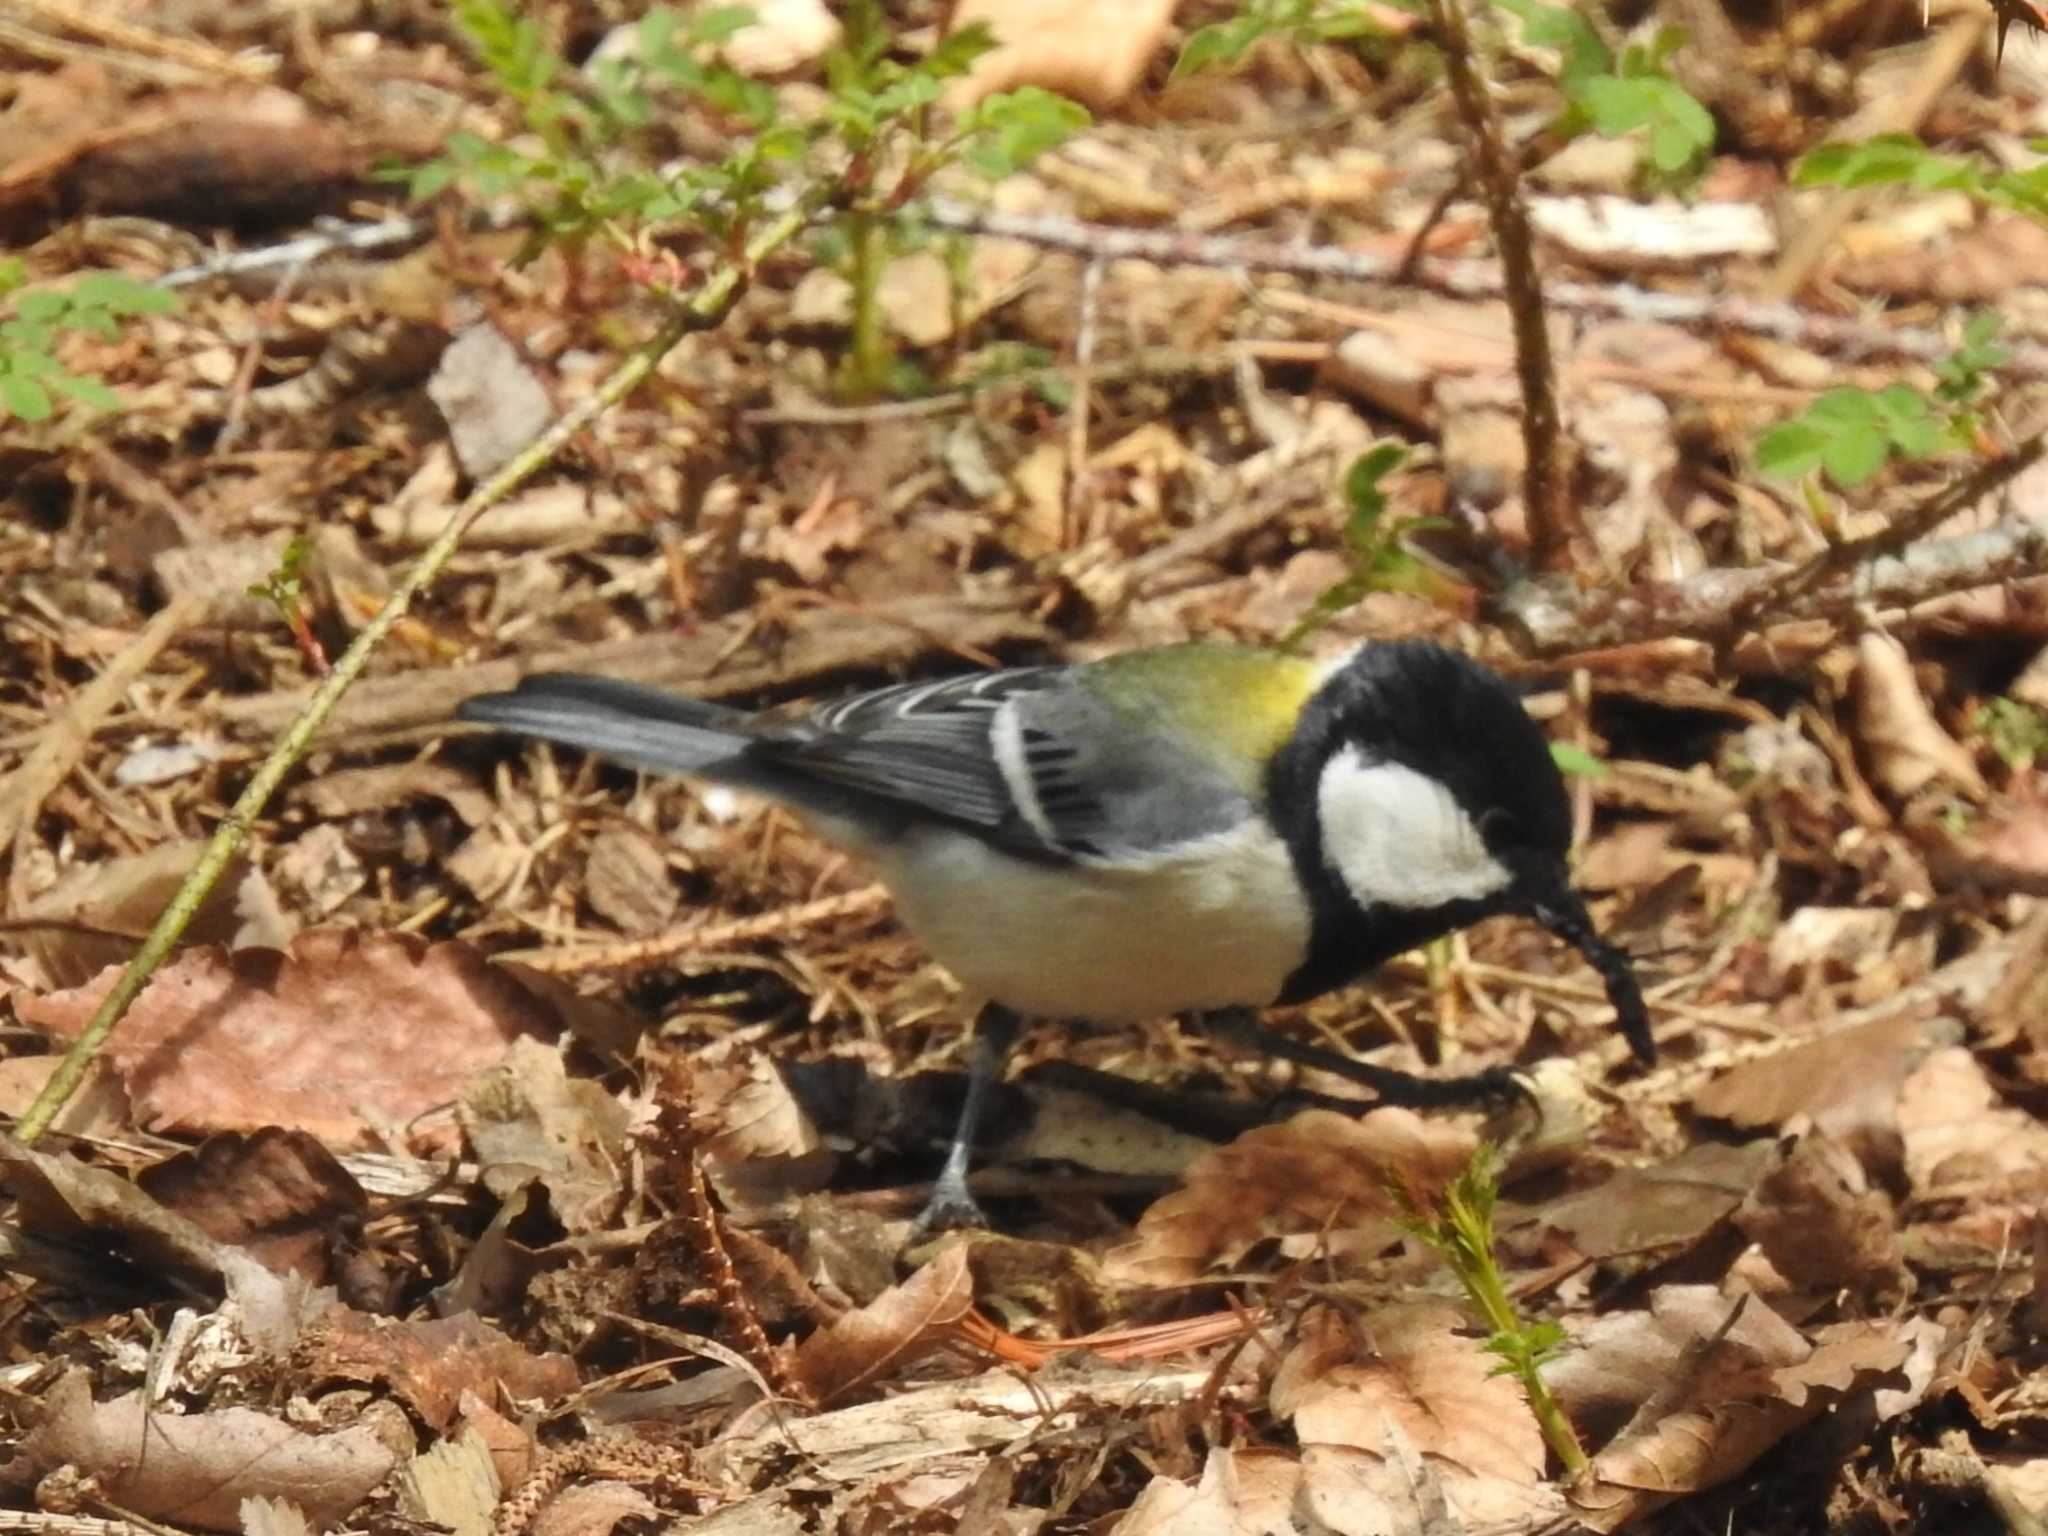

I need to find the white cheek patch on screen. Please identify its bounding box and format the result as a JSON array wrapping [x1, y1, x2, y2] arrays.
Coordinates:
[[1317, 746, 1514, 910]]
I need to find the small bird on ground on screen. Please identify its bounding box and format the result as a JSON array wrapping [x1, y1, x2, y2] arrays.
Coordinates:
[[458, 640, 1651, 1229]]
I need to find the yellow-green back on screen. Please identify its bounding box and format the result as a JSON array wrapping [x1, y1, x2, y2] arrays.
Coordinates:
[[1082, 644, 1325, 793]]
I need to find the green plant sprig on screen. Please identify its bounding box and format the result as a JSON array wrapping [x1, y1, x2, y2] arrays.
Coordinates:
[[410, 0, 1087, 399], [1284, 444, 1456, 651], [0, 261, 176, 423], [1756, 312, 2009, 490], [1397, 1143, 1587, 1476]]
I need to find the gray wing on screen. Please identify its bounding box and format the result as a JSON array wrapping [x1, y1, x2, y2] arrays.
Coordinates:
[[762, 667, 1254, 861]]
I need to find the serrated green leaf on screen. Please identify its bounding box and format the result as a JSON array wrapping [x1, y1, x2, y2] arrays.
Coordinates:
[[1805, 387, 1882, 426], [0, 372, 53, 421], [49, 372, 121, 411], [1755, 420, 1828, 480], [1493, 0, 1611, 86], [1819, 425, 1890, 486], [1174, 22, 1245, 77], [14, 290, 67, 324], [924, 19, 998, 77]]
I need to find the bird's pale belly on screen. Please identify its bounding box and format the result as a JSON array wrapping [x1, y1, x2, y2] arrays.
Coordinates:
[[874, 822, 1314, 1021]]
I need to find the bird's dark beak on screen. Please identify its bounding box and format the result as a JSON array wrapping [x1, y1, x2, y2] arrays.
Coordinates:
[[1527, 883, 1654, 1066]]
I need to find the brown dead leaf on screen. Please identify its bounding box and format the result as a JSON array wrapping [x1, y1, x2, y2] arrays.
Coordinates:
[[0, 1055, 130, 1139], [530, 1481, 661, 1536], [16, 930, 566, 1147], [1544, 1285, 1810, 1439], [289, 759, 494, 827], [1298, 1438, 1567, 1532], [1106, 1109, 1478, 1285], [762, 491, 866, 583], [584, 828, 679, 935], [946, 0, 1179, 110], [136, 1128, 368, 1285], [791, 1241, 974, 1405], [0, 1131, 243, 1297], [1534, 1139, 1773, 1261], [25, 1370, 399, 1532], [1273, 1303, 1546, 1484], [16, 841, 285, 989], [1854, 632, 1987, 801], [1691, 1009, 1947, 1180], [1556, 1302, 1908, 1531], [1898, 1046, 2048, 1200], [1113, 1446, 1302, 1536], [295, 1309, 578, 1432], [1572, 1322, 1909, 1530], [1922, 795, 2048, 896], [1734, 1130, 1905, 1300], [461, 1036, 633, 1234], [1837, 212, 2048, 303]]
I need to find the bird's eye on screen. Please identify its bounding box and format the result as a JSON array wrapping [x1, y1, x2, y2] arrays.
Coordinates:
[[1478, 807, 1519, 844]]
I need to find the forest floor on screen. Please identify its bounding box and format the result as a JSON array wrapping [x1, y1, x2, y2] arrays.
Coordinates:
[[5, 1, 2048, 1533]]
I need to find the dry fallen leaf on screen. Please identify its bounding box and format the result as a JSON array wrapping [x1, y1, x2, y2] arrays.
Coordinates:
[[461, 1036, 633, 1234], [17, 930, 567, 1147], [1897, 1046, 2048, 1201], [792, 1241, 974, 1405], [1732, 1129, 1905, 1300], [1691, 1009, 1948, 1181], [25, 1370, 400, 1532], [946, 0, 1179, 110], [136, 1127, 369, 1285], [1112, 1446, 1303, 1536], [1273, 1302, 1549, 1520], [295, 1309, 578, 1433], [1854, 632, 1987, 801], [1106, 1108, 1478, 1285]]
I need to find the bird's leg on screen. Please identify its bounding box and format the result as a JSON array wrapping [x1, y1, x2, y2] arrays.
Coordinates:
[[1196, 1008, 1527, 1110], [914, 1002, 1023, 1232]]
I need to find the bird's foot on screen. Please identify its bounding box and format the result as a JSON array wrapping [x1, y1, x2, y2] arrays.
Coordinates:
[[912, 1170, 991, 1235]]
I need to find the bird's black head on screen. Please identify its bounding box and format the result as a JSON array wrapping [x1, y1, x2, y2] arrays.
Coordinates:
[[1268, 641, 1652, 1063]]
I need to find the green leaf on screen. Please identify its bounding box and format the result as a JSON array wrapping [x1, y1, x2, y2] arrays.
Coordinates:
[[1818, 423, 1890, 486], [924, 19, 998, 77], [1550, 741, 1608, 777], [1754, 420, 1828, 480], [14, 290, 67, 324], [49, 372, 121, 412], [960, 87, 1090, 178], [68, 272, 174, 314], [0, 371, 53, 421], [688, 4, 757, 45], [1174, 21, 1248, 78], [1492, 0, 1611, 88]]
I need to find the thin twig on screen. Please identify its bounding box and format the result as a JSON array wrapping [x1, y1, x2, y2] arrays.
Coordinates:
[[1497, 462, 2048, 657], [495, 886, 891, 974], [13, 204, 813, 1144], [1738, 423, 2048, 627], [161, 206, 2048, 383], [1427, 0, 1570, 567]]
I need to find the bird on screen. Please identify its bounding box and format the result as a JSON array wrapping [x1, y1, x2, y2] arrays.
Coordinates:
[[456, 640, 1651, 1229]]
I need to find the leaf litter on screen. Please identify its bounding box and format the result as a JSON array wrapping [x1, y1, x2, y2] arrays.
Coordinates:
[[5, 2, 2048, 1534]]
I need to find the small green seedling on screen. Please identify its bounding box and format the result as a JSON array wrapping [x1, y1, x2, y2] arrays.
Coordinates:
[[1285, 444, 1454, 649], [1977, 696, 2048, 774], [410, 0, 1087, 400], [0, 261, 176, 423], [1397, 1143, 1586, 1475]]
